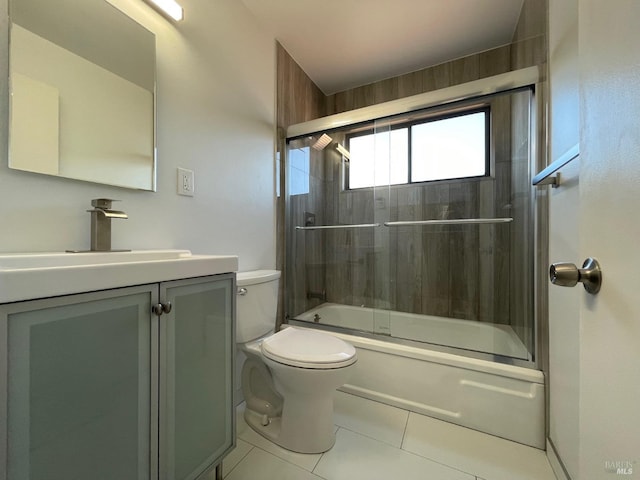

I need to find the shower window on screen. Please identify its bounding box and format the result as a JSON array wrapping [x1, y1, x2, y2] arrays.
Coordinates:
[[346, 107, 490, 190], [288, 146, 311, 195], [348, 128, 409, 188]]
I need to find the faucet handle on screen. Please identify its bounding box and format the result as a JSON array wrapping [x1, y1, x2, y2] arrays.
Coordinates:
[[91, 198, 120, 209]]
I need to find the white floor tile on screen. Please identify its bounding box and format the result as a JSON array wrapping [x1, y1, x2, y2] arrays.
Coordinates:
[[402, 412, 556, 480], [236, 405, 323, 472], [225, 448, 325, 480], [222, 439, 253, 478], [314, 427, 474, 480], [333, 391, 409, 447]]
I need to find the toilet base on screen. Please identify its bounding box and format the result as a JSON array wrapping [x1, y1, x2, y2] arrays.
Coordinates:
[[244, 404, 336, 454], [239, 328, 356, 454]]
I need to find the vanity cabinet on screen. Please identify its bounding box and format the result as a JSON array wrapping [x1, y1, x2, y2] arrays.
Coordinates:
[[159, 276, 235, 480], [0, 273, 235, 480]]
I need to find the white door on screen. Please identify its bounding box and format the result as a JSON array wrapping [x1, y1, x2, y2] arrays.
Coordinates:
[[549, 1, 640, 479], [576, 1, 640, 478]]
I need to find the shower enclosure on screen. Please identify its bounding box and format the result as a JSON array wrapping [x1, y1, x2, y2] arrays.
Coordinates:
[[284, 70, 540, 366]]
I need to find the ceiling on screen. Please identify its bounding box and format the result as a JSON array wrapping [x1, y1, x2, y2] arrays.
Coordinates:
[[241, 0, 525, 95]]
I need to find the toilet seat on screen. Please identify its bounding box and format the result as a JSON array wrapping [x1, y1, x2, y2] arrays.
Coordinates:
[[261, 327, 357, 369]]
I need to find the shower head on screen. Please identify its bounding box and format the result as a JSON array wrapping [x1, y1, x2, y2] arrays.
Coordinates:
[[311, 133, 332, 151]]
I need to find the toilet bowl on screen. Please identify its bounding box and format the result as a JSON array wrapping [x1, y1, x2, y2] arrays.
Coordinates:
[[237, 270, 356, 453]]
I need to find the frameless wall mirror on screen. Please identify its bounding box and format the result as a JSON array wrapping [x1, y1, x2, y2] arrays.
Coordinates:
[[8, 0, 157, 191]]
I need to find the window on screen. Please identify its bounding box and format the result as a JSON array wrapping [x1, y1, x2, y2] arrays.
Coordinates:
[[288, 146, 310, 195], [346, 108, 489, 189], [349, 129, 408, 189]]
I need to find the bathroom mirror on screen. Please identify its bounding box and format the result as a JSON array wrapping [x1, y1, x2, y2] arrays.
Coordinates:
[[8, 0, 157, 191]]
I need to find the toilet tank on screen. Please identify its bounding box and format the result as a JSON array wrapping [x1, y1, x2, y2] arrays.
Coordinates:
[[236, 270, 281, 343]]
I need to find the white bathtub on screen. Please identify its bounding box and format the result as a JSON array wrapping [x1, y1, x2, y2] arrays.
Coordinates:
[[297, 303, 529, 359], [290, 304, 545, 449]]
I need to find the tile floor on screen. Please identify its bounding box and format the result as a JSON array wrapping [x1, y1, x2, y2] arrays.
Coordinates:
[[218, 391, 557, 480]]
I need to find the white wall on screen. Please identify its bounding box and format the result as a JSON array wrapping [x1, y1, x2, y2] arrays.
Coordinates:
[[0, 0, 276, 272]]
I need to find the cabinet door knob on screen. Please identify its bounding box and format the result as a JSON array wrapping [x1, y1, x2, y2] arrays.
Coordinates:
[[162, 302, 172, 314], [152, 303, 164, 315], [549, 257, 602, 294]]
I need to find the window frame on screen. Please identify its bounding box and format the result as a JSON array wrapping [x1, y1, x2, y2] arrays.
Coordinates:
[[344, 106, 491, 190]]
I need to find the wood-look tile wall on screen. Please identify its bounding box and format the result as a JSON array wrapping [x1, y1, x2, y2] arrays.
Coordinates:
[[325, 45, 513, 115], [317, 95, 518, 325], [277, 0, 547, 353], [276, 43, 326, 327], [276, 43, 326, 128]]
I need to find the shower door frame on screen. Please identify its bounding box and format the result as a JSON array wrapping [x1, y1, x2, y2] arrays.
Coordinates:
[[283, 67, 547, 371]]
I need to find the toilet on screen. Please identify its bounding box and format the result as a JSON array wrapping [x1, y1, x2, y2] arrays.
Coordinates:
[[236, 270, 356, 454]]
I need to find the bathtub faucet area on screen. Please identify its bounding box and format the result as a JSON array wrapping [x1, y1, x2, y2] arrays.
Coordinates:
[[307, 289, 326, 302]]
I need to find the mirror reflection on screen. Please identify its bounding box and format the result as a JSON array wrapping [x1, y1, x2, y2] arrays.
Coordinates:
[[8, 0, 156, 190]]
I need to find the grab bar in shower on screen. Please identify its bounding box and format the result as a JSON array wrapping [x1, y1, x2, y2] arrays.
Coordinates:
[[295, 223, 381, 230], [532, 143, 579, 188], [383, 218, 513, 227]]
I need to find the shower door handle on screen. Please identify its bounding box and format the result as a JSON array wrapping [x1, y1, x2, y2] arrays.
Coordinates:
[[549, 257, 602, 294]]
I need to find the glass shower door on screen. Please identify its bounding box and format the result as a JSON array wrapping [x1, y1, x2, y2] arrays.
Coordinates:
[[378, 89, 535, 361], [369, 120, 395, 336], [285, 85, 536, 364], [286, 132, 380, 334]]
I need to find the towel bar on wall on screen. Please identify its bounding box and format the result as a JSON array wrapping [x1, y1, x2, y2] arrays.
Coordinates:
[[532, 144, 579, 188], [384, 218, 513, 226], [295, 223, 380, 230], [296, 218, 513, 230]]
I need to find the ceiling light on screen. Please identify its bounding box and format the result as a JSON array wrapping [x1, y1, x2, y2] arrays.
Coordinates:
[[144, 0, 184, 21]]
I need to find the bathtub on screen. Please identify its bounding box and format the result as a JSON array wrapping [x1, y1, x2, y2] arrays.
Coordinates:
[[297, 303, 530, 359], [289, 303, 545, 449]]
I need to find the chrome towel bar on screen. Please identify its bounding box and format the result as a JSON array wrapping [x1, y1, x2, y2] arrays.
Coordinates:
[[384, 218, 513, 226], [296, 219, 513, 230], [295, 223, 381, 230], [532, 144, 579, 187]]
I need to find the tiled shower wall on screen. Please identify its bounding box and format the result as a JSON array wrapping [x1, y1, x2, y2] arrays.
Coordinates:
[[278, 0, 547, 353], [275, 44, 326, 327], [288, 92, 530, 328]]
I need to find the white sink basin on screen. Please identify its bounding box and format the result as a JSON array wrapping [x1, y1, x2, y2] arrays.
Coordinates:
[[0, 249, 193, 269], [0, 249, 238, 303]]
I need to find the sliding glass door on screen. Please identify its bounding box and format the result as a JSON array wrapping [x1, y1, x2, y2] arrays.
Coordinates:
[[285, 86, 536, 363]]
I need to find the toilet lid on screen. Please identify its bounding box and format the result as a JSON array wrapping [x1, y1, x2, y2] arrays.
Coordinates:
[[261, 327, 357, 369]]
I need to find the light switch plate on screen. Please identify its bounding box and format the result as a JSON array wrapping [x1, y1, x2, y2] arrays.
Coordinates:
[[177, 167, 194, 196]]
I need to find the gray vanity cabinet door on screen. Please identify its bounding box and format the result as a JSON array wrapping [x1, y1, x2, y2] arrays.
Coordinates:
[[159, 275, 235, 480], [0, 284, 159, 480]]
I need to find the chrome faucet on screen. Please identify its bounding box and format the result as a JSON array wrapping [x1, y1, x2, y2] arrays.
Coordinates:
[[87, 198, 129, 252]]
